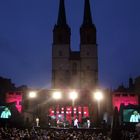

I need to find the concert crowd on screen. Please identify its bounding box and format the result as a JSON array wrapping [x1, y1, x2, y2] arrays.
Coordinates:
[[0, 127, 140, 140], [0, 127, 110, 140]]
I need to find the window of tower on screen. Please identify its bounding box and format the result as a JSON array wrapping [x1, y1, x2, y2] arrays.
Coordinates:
[[59, 51, 62, 56], [86, 52, 90, 56], [58, 34, 63, 43], [85, 31, 90, 43], [87, 66, 90, 70], [72, 63, 77, 75], [87, 34, 90, 42]]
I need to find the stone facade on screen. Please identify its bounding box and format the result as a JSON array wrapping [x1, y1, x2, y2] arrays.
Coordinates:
[[52, 0, 98, 90]]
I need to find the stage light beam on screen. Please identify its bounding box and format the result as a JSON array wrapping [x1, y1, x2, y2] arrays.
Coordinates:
[[28, 91, 37, 98], [69, 91, 78, 100], [52, 91, 62, 100], [94, 90, 103, 101]]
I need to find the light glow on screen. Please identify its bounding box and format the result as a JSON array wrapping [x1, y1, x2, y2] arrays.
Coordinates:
[[69, 91, 78, 100], [52, 91, 62, 100], [28, 91, 37, 98], [94, 90, 103, 101]]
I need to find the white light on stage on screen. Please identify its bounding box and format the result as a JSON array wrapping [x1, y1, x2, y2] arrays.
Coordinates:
[[69, 91, 78, 100], [28, 91, 37, 98], [52, 91, 62, 100], [94, 90, 103, 101]]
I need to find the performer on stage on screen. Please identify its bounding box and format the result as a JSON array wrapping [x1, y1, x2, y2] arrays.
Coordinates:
[[87, 119, 90, 128], [57, 119, 60, 127], [74, 118, 79, 128]]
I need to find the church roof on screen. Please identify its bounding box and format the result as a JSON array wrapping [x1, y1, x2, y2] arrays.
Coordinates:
[[83, 0, 93, 26], [57, 0, 67, 26]]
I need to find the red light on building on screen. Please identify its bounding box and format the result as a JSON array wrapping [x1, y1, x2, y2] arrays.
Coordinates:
[[112, 92, 138, 110], [83, 107, 89, 117], [78, 106, 82, 122], [66, 106, 72, 124], [6, 92, 22, 112]]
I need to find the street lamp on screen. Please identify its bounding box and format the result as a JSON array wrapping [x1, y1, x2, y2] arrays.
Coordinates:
[[28, 91, 38, 125], [93, 90, 104, 125], [52, 91, 62, 100], [35, 117, 39, 127]]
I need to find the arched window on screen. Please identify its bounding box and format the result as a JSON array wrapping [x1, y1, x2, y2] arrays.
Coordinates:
[[72, 63, 77, 75], [86, 52, 90, 56], [87, 65, 90, 70], [59, 51, 62, 56]]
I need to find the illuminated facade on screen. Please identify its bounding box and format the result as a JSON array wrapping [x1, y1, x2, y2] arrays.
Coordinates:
[[112, 92, 138, 110], [112, 78, 140, 110], [52, 0, 98, 90], [6, 92, 22, 112]]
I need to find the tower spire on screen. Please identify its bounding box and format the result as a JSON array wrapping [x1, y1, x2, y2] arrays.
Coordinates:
[[57, 0, 67, 26], [83, 0, 93, 25]]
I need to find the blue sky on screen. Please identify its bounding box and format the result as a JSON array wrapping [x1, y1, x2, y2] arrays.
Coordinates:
[[0, 0, 140, 89]]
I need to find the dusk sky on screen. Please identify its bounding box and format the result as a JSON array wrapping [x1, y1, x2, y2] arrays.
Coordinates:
[[0, 0, 140, 89]]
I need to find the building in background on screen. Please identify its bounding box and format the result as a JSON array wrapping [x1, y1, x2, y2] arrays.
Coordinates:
[[6, 92, 22, 112], [112, 78, 140, 111], [0, 77, 16, 104]]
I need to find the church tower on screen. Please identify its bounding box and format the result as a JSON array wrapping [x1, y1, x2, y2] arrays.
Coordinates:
[[52, 0, 98, 90], [52, 0, 71, 88], [80, 0, 98, 89]]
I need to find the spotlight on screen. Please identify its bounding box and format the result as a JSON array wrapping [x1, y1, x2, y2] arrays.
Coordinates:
[[69, 91, 78, 100], [28, 91, 37, 98], [94, 90, 103, 101], [52, 91, 62, 100]]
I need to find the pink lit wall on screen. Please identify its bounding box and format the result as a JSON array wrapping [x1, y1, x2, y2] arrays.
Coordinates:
[[6, 92, 22, 112], [112, 92, 138, 110]]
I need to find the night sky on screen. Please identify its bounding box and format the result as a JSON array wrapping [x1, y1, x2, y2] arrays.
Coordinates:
[[0, 0, 140, 89]]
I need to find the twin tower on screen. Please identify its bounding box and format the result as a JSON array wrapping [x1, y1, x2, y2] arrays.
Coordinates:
[[52, 0, 98, 90]]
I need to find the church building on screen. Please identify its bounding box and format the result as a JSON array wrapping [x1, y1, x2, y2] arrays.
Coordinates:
[[46, 0, 103, 126]]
